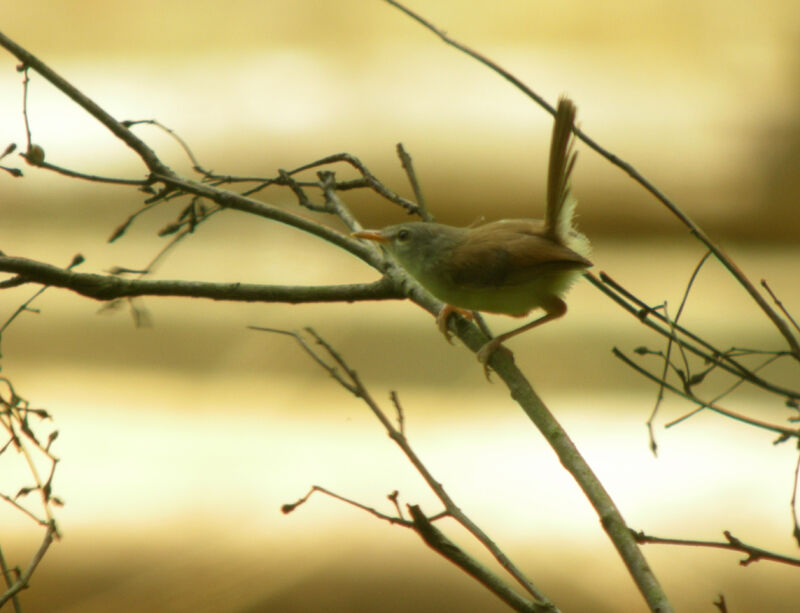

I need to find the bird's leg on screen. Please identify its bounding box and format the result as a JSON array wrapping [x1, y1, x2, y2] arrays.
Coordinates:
[[477, 297, 568, 375], [436, 304, 474, 343]]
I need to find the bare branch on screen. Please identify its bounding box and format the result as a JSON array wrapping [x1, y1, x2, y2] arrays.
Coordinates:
[[150, 173, 379, 262], [590, 272, 799, 401], [281, 485, 412, 526], [0, 30, 172, 177], [266, 327, 554, 609], [0, 254, 401, 304], [612, 348, 798, 439], [25, 159, 149, 186], [791, 452, 800, 547], [407, 505, 551, 613], [0, 522, 57, 608], [762, 279, 800, 335], [633, 529, 800, 568], [395, 143, 432, 222], [280, 152, 421, 216], [647, 252, 712, 454]]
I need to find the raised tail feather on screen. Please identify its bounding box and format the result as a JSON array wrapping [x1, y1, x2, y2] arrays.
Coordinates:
[[544, 97, 590, 258]]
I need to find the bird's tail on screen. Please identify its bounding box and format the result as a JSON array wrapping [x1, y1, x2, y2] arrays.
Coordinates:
[[544, 97, 591, 258]]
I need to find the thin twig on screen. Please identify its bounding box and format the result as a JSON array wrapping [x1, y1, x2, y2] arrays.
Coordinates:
[[390, 390, 405, 436], [25, 160, 149, 185], [280, 152, 421, 216], [0, 493, 48, 526], [633, 529, 800, 567], [612, 348, 797, 439], [0, 254, 83, 356], [0, 542, 22, 612], [281, 485, 412, 526], [266, 327, 554, 609], [408, 505, 549, 613], [0, 522, 56, 608], [0, 30, 173, 177], [646, 252, 712, 454], [151, 173, 376, 260], [20, 66, 33, 150], [396, 143, 432, 221], [791, 452, 800, 547], [590, 272, 799, 401], [762, 279, 800, 334], [664, 351, 785, 429], [122, 119, 205, 173]]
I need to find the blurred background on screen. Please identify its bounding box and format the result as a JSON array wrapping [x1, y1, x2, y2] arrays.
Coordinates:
[[1, 0, 799, 611]]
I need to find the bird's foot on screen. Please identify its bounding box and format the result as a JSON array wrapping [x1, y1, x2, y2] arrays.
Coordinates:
[[436, 304, 474, 343], [476, 338, 511, 381]]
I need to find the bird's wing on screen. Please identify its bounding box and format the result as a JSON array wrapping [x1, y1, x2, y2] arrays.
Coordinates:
[[446, 221, 591, 289]]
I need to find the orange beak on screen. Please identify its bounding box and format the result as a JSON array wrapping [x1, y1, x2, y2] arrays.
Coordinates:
[[351, 230, 389, 243]]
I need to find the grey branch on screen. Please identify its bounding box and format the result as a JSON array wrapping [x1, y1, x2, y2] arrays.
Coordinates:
[[0, 522, 56, 608], [408, 505, 553, 613], [0, 255, 400, 304]]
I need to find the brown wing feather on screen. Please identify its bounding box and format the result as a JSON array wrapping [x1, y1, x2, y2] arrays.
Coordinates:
[[444, 220, 591, 289]]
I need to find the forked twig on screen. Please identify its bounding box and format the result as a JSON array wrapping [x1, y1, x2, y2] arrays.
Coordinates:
[[646, 252, 712, 454], [612, 348, 797, 440], [590, 272, 799, 401], [0, 521, 57, 608], [261, 327, 554, 612]]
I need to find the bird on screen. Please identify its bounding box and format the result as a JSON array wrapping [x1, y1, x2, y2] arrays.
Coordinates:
[[353, 97, 591, 372]]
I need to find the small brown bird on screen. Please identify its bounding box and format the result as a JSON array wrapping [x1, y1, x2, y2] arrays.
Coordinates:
[[354, 97, 591, 369]]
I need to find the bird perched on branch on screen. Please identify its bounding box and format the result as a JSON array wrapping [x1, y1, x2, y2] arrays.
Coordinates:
[[354, 97, 591, 373]]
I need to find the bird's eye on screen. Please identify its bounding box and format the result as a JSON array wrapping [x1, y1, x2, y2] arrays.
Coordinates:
[[396, 229, 410, 242]]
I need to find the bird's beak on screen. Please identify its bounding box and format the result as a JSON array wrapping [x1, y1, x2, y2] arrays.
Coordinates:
[[351, 230, 389, 243]]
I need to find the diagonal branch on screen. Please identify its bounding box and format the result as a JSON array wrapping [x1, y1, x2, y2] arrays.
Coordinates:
[[151, 173, 378, 261], [0, 521, 56, 608], [0, 30, 172, 178], [407, 505, 550, 613], [588, 272, 800, 401], [612, 348, 798, 440], [266, 327, 555, 610]]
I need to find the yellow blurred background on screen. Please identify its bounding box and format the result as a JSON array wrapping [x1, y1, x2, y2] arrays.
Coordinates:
[[2, 1, 799, 611]]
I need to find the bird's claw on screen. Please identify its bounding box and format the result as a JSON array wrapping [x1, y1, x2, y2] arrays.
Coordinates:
[[476, 339, 511, 382], [436, 304, 473, 344]]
